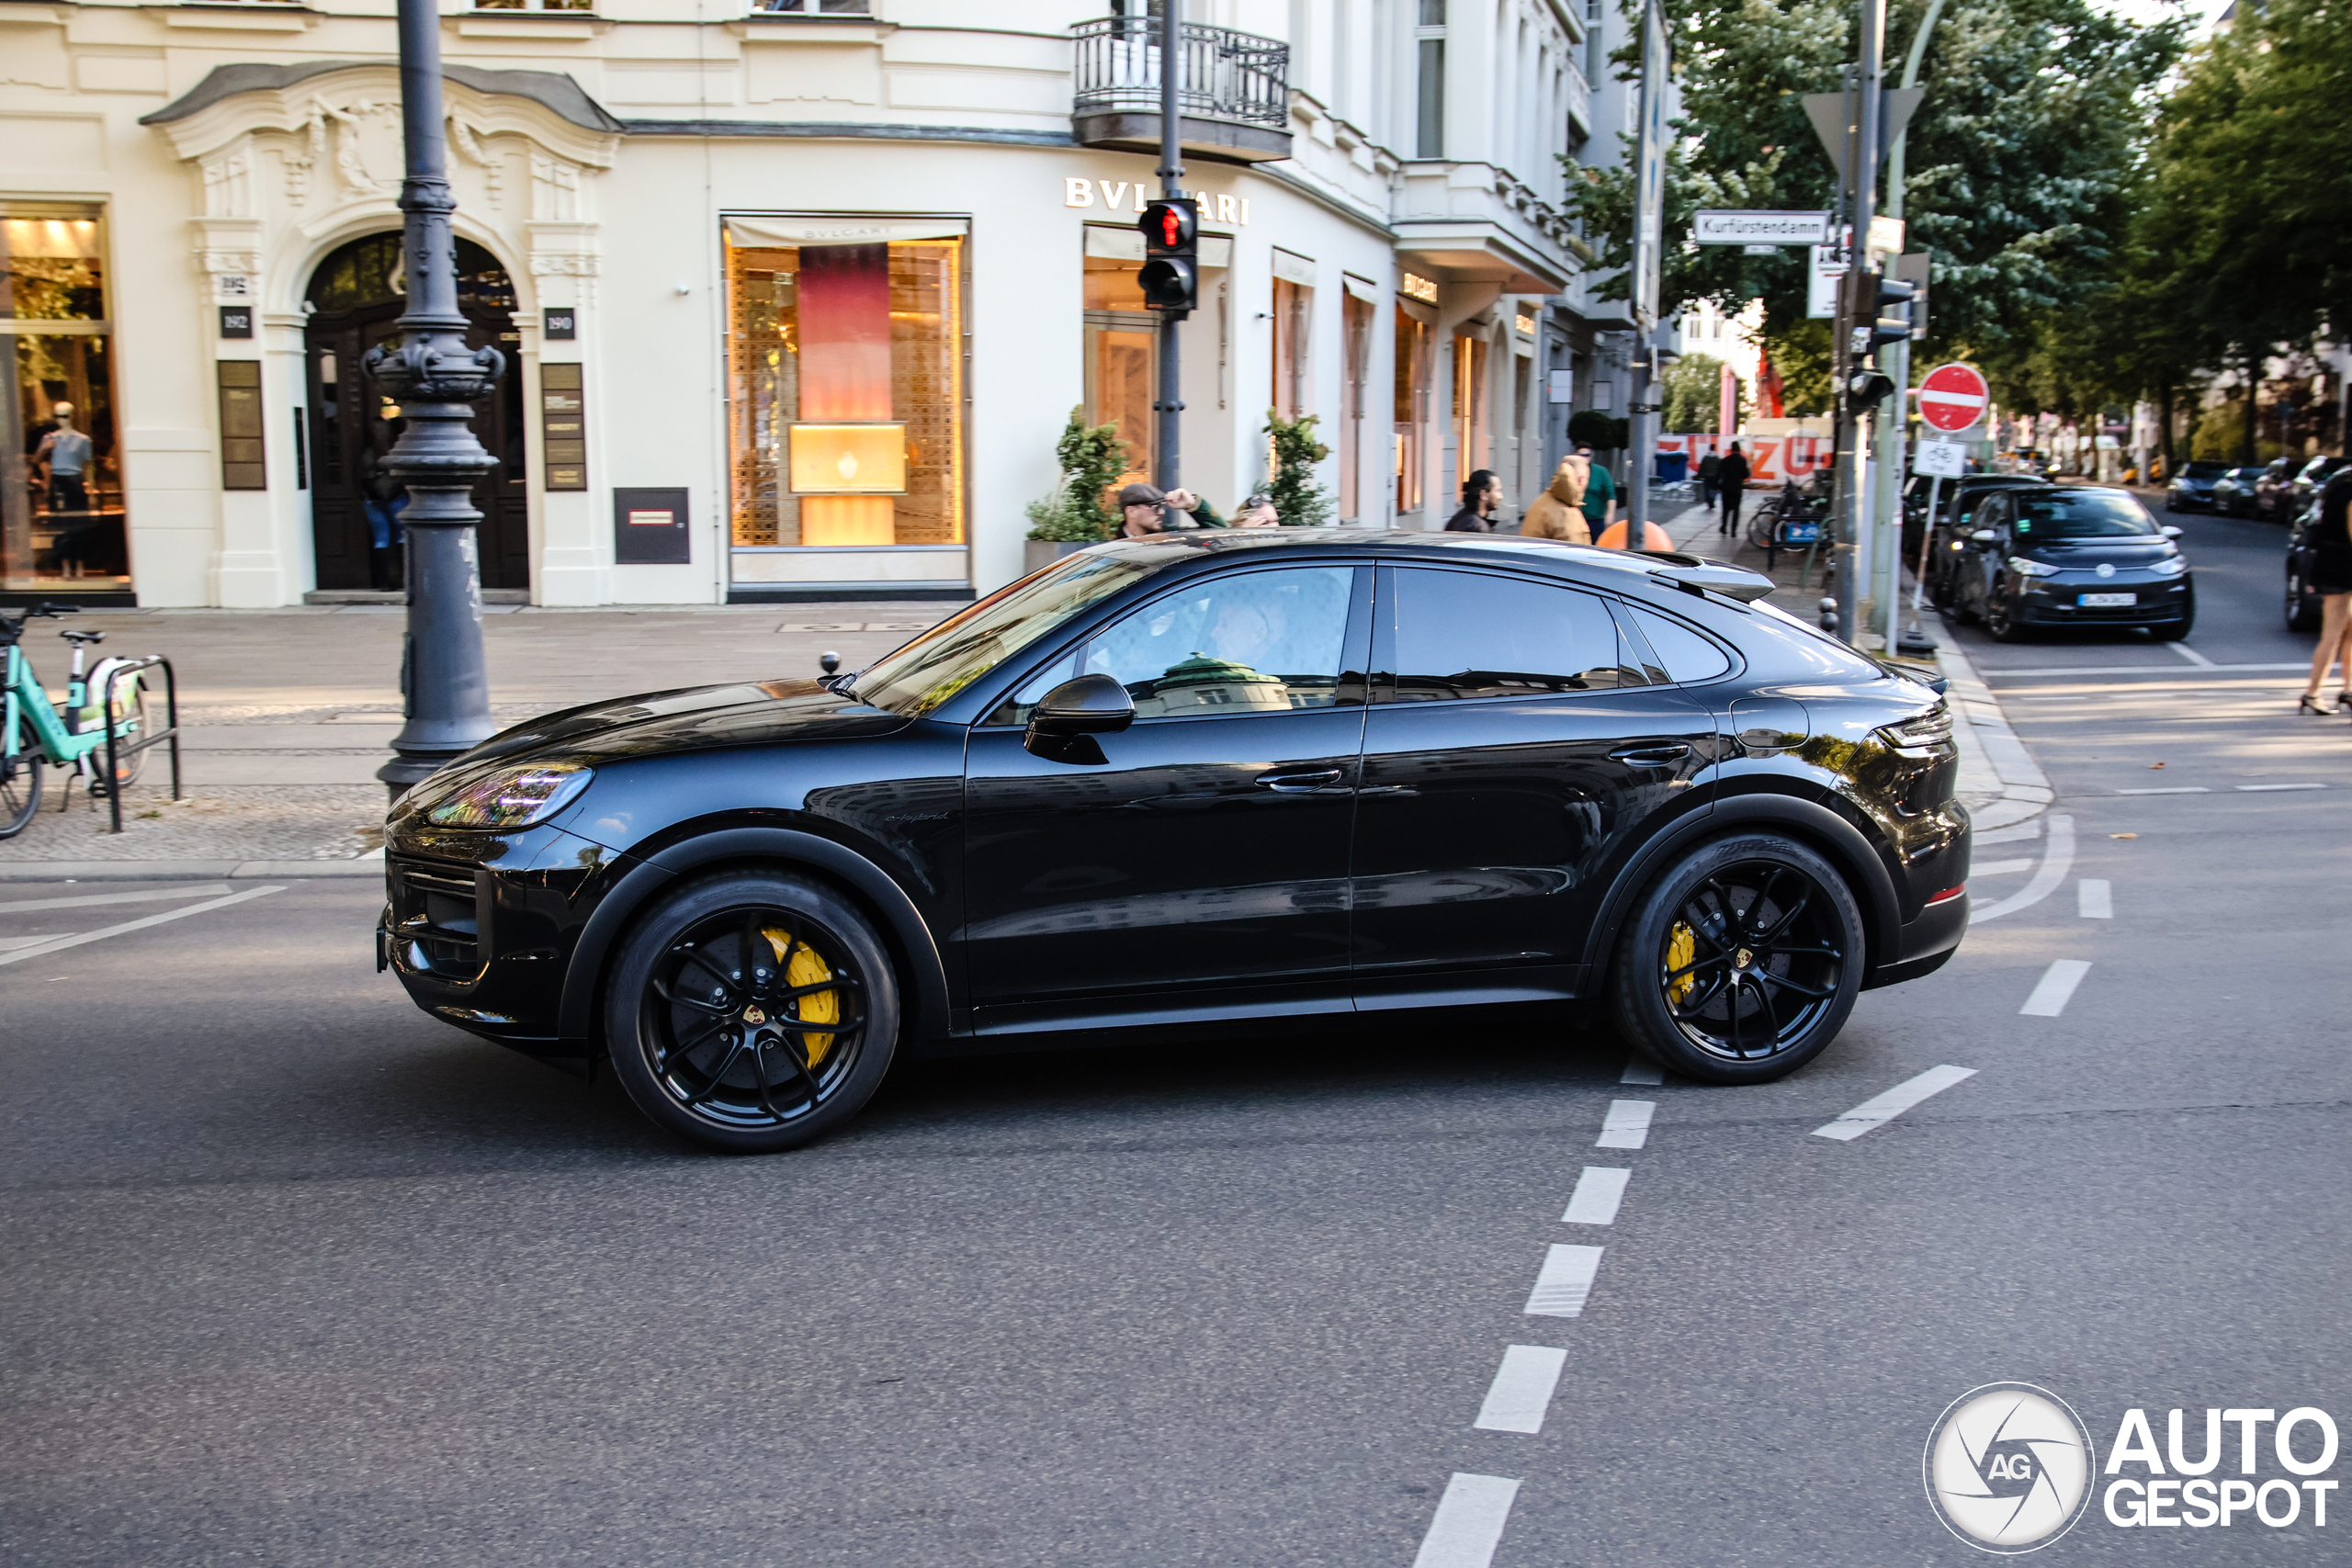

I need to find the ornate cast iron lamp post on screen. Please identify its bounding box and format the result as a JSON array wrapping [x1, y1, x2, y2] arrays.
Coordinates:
[[368, 0, 503, 799]]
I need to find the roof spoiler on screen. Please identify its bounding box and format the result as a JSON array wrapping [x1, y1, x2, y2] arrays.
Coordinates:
[[1642, 553, 1777, 604]]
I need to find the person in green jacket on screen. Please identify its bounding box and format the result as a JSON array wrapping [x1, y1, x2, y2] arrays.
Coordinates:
[[1576, 444, 1619, 536]]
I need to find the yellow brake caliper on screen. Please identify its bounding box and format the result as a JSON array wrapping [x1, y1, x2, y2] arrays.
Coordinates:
[[764, 927, 839, 1066], [1666, 922, 1697, 1007]]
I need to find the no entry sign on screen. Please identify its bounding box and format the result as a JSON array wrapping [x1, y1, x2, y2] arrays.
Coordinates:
[[1917, 362, 1989, 434]]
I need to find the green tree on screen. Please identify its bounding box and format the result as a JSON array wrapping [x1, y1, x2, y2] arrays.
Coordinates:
[[1662, 352, 1742, 431], [1024, 408, 1128, 542], [1566, 0, 2185, 387], [1264, 411, 1336, 526], [1762, 319, 1834, 417]]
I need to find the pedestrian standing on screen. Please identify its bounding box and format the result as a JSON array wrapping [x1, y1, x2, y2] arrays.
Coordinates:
[[1446, 469, 1500, 532], [1521, 457, 1590, 542], [1717, 442, 1752, 535], [1698, 446, 1722, 511], [2297, 467, 2352, 714], [1575, 444, 1619, 540]]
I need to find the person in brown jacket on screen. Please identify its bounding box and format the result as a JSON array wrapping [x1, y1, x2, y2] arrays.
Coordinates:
[[1521, 457, 1591, 542]]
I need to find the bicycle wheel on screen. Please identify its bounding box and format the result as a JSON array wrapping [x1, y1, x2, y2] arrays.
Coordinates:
[[0, 751, 43, 839], [102, 678, 151, 791]]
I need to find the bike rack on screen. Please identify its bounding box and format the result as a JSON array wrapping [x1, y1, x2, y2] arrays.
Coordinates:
[[98, 655, 183, 833]]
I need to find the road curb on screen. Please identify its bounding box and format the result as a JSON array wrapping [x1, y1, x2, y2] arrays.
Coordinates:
[[1931, 629, 2052, 830], [0, 852, 383, 883]]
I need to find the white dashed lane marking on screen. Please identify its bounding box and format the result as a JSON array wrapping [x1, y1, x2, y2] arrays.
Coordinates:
[[1560, 1167, 1630, 1225], [1410, 1474, 1521, 1568], [2116, 785, 2209, 795], [1595, 1100, 1654, 1149], [2079, 879, 2112, 919], [2239, 783, 2324, 792], [1813, 1065, 1980, 1141], [0, 883, 233, 914], [1472, 1347, 1569, 1435], [1972, 858, 2033, 876], [2020, 959, 2093, 1017], [1522, 1245, 1605, 1318]]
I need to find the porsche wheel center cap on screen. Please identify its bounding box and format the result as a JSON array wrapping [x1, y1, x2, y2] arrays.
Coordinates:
[[742, 1006, 766, 1025], [1735, 949, 1755, 970]]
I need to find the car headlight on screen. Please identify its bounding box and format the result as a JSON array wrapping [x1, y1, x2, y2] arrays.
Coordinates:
[[1874, 705, 1955, 755], [2007, 556, 2059, 578], [2151, 554, 2188, 576], [423, 763, 594, 829]]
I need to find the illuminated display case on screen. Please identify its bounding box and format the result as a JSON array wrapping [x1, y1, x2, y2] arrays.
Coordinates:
[[724, 218, 965, 556]]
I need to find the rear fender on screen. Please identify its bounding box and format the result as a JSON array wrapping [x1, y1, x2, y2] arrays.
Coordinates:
[[1577, 791, 1904, 987]]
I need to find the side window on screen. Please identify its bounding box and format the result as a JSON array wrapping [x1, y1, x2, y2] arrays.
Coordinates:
[[997, 566, 1357, 724], [1384, 568, 1644, 702], [1624, 604, 1732, 684]]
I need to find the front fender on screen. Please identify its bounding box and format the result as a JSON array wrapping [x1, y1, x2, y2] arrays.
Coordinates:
[[555, 825, 955, 1052]]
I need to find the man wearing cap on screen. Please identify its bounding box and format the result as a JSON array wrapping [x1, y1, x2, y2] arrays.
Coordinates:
[[1117, 483, 1222, 537]]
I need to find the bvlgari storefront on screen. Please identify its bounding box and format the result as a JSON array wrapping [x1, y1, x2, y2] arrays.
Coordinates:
[[721, 217, 968, 602]]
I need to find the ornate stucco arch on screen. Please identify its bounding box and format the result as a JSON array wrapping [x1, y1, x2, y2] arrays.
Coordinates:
[[141, 62, 620, 321]]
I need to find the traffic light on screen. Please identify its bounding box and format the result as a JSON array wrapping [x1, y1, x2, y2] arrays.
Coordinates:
[[1138, 197, 1198, 315], [1870, 276, 1916, 351], [1845, 368, 1897, 410]]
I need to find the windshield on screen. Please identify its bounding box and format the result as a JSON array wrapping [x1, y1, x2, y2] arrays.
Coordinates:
[[2183, 462, 2231, 479], [2012, 491, 2158, 540], [848, 542, 1175, 717]]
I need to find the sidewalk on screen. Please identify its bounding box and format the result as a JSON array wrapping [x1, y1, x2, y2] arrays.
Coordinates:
[[0, 604, 946, 879]]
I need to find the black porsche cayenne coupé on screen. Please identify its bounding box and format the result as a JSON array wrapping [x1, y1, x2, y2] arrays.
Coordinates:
[[381, 531, 1971, 1152]]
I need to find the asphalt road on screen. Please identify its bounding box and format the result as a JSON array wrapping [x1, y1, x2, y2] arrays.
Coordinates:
[[3, 496, 2344, 1565]]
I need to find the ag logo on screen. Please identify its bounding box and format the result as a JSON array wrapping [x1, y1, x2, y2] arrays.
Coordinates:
[[1924, 1383, 2097, 1552]]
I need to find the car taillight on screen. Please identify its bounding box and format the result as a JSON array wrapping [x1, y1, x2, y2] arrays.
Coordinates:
[[1874, 704, 1955, 756]]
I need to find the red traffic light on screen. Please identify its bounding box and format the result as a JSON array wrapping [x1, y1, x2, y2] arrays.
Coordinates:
[[1139, 198, 1197, 256]]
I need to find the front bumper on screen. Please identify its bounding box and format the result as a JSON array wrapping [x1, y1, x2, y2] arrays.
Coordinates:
[[378, 820, 632, 1066], [2010, 576, 2191, 626]]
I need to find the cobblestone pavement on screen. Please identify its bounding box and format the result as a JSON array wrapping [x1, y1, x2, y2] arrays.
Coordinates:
[[0, 604, 948, 866]]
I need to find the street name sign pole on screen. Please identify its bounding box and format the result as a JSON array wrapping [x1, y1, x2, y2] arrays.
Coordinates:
[[1626, 0, 1669, 541], [371, 0, 503, 799]]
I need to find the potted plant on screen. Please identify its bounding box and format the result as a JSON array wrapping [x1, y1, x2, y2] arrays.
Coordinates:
[[1264, 410, 1337, 526], [1024, 409, 1129, 572]]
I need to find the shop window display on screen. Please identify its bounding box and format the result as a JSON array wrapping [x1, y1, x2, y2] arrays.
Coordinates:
[[4, 206, 129, 595], [726, 221, 964, 550]]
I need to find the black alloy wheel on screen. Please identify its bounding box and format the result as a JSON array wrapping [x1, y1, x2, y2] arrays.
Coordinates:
[[605, 871, 899, 1153], [2288, 567, 2322, 633], [1984, 583, 2028, 642], [0, 753, 42, 840], [1611, 834, 1865, 1085]]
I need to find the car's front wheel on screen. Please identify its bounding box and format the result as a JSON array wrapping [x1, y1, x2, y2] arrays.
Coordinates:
[[605, 870, 899, 1153], [1985, 586, 2028, 641], [1611, 834, 1865, 1086]]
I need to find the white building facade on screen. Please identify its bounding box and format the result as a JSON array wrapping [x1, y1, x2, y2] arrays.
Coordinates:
[[0, 0, 1600, 608]]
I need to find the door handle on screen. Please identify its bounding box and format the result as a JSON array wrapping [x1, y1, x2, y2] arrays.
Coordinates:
[[1609, 743, 1691, 767], [1255, 768, 1345, 792]]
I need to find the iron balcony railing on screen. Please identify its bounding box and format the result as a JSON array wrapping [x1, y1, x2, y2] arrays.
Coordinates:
[[1070, 17, 1289, 130]]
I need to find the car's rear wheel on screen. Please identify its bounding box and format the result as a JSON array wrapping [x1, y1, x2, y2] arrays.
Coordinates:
[[1611, 835, 1865, 1086], [2287, 567, 2322, 633], [605, 870, 899, 1153]]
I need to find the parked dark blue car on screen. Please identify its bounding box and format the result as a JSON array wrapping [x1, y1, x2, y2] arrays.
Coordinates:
[[2166, 460, 2232, 512]]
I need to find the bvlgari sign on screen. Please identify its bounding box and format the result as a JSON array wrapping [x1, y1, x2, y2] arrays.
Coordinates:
[[1066, 178, 1250, 226]]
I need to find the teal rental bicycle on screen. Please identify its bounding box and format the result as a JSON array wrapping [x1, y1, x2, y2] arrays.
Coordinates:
[[0, 602, 181, 840]]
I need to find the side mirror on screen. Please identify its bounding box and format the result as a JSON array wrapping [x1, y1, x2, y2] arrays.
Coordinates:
[[1024, 672, 1133, 762], [2160, 525, 2183, 538], [1970, 528, 1997, 545]]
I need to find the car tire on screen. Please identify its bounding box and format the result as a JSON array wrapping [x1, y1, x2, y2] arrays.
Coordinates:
[[1610, 833, 1866, 1087], [2288, 568, 2323, 633], [1985, 589, 2028, 642], [605, 869, 900, 1154]]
